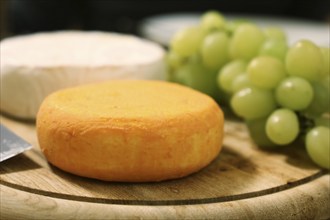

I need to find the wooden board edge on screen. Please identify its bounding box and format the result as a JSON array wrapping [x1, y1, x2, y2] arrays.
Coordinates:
[[1, 174, 329, 220]]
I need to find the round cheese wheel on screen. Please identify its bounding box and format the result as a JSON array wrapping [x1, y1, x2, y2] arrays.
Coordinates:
[[0, 31, 165, 119], [36, 80, 224, 182]]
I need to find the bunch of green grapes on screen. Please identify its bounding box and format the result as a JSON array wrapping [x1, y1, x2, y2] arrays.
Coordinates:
[[228, 39, 329, 170], [166, 11, 233, 102], [166, 11, 330, 170]]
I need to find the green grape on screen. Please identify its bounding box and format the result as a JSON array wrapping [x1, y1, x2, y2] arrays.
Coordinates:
[[246, 117, 277, 148], [229, 23, 265, 60], [259, 39, 288, 60], [263, 27, 286, 41], [275, 76, 314, 111], [305, 82, 330, 116], [166, 50, 185, 69], [306, 126, 330, 169], [170, 26, 204, 57], [321, 75, 330, 90], [201, 31, 229, 70], [285, 39, 323, 82], [231, 73, 253, 93], [266, 108, 299, 145], [166, 70, 177, 82], [200, 11, 226, 32], [217, 59, 247, 93], [175, 61, 219, 97], [314, 117, 330, 128], [247, 56, 287, 89], [320, 47, 330, 78], [225, 19, 250, 35], [230, 86, 277, 120]]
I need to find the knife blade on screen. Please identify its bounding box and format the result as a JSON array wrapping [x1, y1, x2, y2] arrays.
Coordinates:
[[0, 124, 32, 162]]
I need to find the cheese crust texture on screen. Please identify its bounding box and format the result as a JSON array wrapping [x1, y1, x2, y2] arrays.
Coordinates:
[[0, 31, 165, 119], [36, 80, 224, 182]]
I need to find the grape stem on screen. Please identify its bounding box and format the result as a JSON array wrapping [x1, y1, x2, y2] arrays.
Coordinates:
[[296, 112, 315, 136]]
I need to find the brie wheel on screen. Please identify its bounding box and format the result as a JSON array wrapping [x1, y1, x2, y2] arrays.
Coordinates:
[[0, 31, 165, 119]]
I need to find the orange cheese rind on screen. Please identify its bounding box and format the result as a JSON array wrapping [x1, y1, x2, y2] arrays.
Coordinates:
[[37, 80, 224, 182]]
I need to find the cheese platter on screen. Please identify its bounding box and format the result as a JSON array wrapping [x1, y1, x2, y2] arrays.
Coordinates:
[[1, 12, 329, 219]]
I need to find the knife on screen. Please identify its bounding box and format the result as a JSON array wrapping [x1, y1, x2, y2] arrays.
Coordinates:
[[0, 124, 32, 162]]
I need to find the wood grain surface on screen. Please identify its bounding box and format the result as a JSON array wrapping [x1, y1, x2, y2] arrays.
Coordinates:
[[0, 114, 329, 219]]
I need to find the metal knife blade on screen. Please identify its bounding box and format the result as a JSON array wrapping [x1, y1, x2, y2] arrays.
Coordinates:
[[0, 124, 32, 162]]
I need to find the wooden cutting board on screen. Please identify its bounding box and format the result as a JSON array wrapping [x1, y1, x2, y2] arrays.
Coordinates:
[[0, 114, 329, 220]]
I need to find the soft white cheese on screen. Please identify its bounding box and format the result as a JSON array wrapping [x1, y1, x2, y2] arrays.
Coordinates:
[[0, 31, 166, 119]]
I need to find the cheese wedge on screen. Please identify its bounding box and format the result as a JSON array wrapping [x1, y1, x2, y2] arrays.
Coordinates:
[[36, 80, 224, 182], [0, 31, 165, 119]]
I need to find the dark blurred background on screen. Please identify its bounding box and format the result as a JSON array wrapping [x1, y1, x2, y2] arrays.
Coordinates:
[[1, 0, 329, 39]]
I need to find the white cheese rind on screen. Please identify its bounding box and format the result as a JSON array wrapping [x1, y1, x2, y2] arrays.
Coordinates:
[[0, 31, 166, 119]]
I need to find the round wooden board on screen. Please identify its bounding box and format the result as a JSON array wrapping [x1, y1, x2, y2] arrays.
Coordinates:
[[0, 115, 329, 219]]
